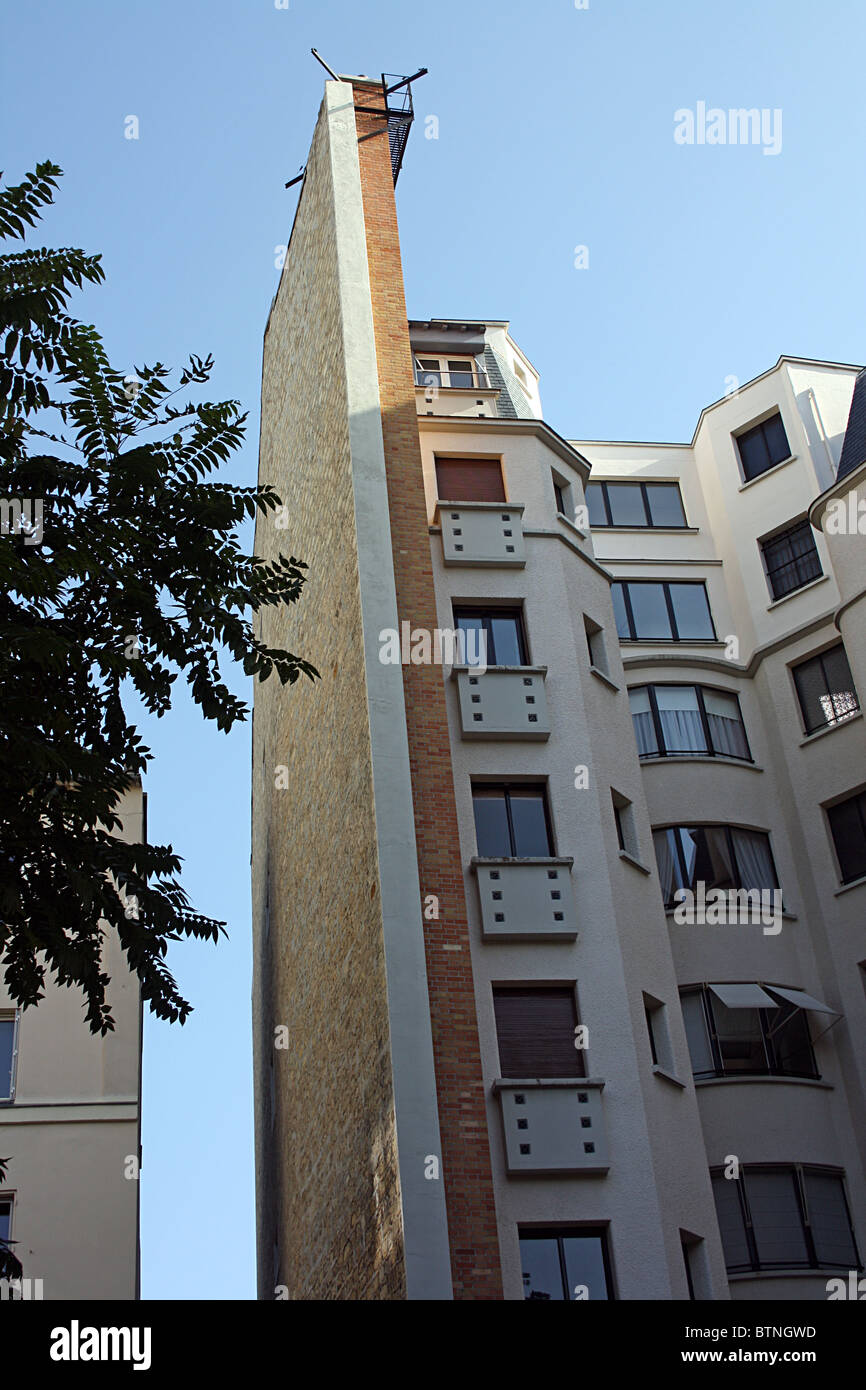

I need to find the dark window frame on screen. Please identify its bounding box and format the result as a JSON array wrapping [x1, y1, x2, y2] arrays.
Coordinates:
[[760, 519, 823, 601], [471, 782, 555, 858], [654, 823, 781, 908], [793, 645, 861, 737], [586, 480, 688, 529], [493, 984, 584, 1079], [452, 606, 528, 666], [711, 1164, 861, 1275], [734, 412, 792, 483], [629, 682, 752, 762], [680, 985, 819, 1081], [827, 790, 866, 885], [613, 580, 716, 642], [518, 1225, 615, 1301]]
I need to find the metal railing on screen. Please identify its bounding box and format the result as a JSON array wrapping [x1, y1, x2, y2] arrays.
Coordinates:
[[414, 366, 490, 390]]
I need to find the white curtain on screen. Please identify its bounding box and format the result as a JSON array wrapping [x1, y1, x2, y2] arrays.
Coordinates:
[[732, 829, 776, 891]]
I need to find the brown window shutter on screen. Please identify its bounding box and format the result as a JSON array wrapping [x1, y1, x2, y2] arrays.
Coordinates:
[[493, 987, 584, 1078], [435, 458, 505, 502]]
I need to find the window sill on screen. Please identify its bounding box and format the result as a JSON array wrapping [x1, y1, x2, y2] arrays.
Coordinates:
[[665, 908, 798, 922], [638, 754, 761, 771], [695, 1074, 830, 1091], [492, 1076, 605, 1092], [652, 1064, 687, 1089], [834, 874, 866, 898], [737, 455, 798, 491], [589, 665, 619, 692], [618, 639, 724, 647], [798, 710, 862, 747], [766, 574, 829, 610], [470, 855, 574, 871], [590, 525, 700, 534], [556, 510, 588, 540], [618, 850, 651, 876], [727, 1266, 852, 1283]]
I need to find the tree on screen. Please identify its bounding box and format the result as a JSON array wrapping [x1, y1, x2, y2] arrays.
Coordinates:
[[0, 163, 318, 1035]]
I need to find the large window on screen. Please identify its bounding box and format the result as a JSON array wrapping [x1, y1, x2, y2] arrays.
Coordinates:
[[680, 985, 818, 1080], [519, 1227, 613, 1300], [760, 519, 823, 601], [0, 1013, 18, 1103], [415, 356, 486, 389], [472, 784, 553, 858], [793, 646, 860, 736], [735, 412, 791, 482], [611, 581, 715, 641], [493, 985, 583, 1078], [453, 607, 527, 667], [712, 1166, 859, 1274], [629, 684, 750, 760], [434, 457, 505, 502], [827, 790, 866, 885], [586, 480, 687, 528], [652, 824, 779, 908]]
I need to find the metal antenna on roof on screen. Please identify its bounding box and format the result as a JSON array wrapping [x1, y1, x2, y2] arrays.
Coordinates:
[[311, 48, 340, 80]]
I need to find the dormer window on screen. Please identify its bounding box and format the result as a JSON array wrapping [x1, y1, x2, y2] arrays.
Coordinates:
[[414, 356, 486, 390]]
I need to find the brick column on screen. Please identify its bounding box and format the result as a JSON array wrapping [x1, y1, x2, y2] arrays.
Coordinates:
[[352, 79, 503, 1300]]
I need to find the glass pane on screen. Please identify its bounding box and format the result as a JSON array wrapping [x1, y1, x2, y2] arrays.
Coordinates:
[[628, 584, 672, 639], [745, 1171, 809, 1267], [668, 583, 714, 639], [822, 646, 860, 726], [683, 826, 736, 892], [762, 413, 790, 466], [655, 685, 705, 753], [0, 1199, 10, 1246], [0, 1019, 13, 1100], [455, 615, 485, 668], [652, 828, 683, 904], [828, 795, 866, 883], [703, 688, 749, 758], [472, 790, 510, 857], [738, 426, 771, 481], [646, 482, 686, 527], [416, 358, 441, 387], [712, 1000, 767, 1073], [562, 1235, 610, 1300], [804, 1173, 858, 1267], [447, 359, 474, 388], [489, 615, 523, 667], [509, 791, 551, 856], [731, 829, 778, 892], [520, 1236, 564, 1300], [611, 583, 631, 639], [585, 483, 608, 527], [712, 1175, 752, 1271], [607, 483, 646, 526], [680, 991, 715, 1077], [773, 1007, 817, 1077], [628, 687, 658, 756]]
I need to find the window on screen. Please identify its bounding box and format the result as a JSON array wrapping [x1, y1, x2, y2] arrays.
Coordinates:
[[0, 1196, 11, 1246], [827, 790, 866, 885], [552, 472, 573, 519], [0, 1013, 18, 1103], [434, 457, 505, 502], [583, 615, 609, 676], [453, 607, 527, 667], [611, 789, 637, 858], [472, 784, 553, 858], [711, 1166, 859, 1274], [415, 356, 484, 389], [586, 480, 687, 528], [793, 646, 860, 736], [519, 1227, 613, 1300], [735, 412, 791, 482], [493, 985, 583, 1078], [652, 825, 779, 908], [629, 684, 751, 760], [680, 986, 818, 1080], [612, 581, 715, 641], [643, 993, 674, 1073], [760, 519, 823, 601]]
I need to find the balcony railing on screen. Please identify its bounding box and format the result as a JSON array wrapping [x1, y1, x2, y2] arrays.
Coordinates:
[[454, 667, 550, 740], [493, 1079, 609, 1175], [414, 367, 490, 390], [471, 857, 577, 940], [436, 501, 525, 566]]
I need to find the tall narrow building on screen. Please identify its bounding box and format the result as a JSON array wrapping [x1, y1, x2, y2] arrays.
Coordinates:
[[252, 74, 865, 1300]]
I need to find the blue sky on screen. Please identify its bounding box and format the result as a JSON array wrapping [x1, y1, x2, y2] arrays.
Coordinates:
[[4, 0, 863, 1299]]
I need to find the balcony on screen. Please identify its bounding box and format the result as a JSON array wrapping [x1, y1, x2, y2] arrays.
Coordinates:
[[493, 1079, 609, 1175], [415, 366, 491, 390], [471, 857, 577, 941], [436, 502, 525, 566], [454, 667, 549, 740]]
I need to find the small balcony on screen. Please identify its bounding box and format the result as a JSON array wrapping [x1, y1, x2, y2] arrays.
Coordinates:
[[415, 366, 491, 390], [454, 667, 549, 740], [493, 1079, 609, 1175], [471, 857, 577, 941], [436, 502, 525, 567]]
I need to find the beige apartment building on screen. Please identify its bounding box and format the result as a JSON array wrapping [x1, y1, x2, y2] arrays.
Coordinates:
[[252, 73, 865, 1299], [0, 783, 144, 1299]]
